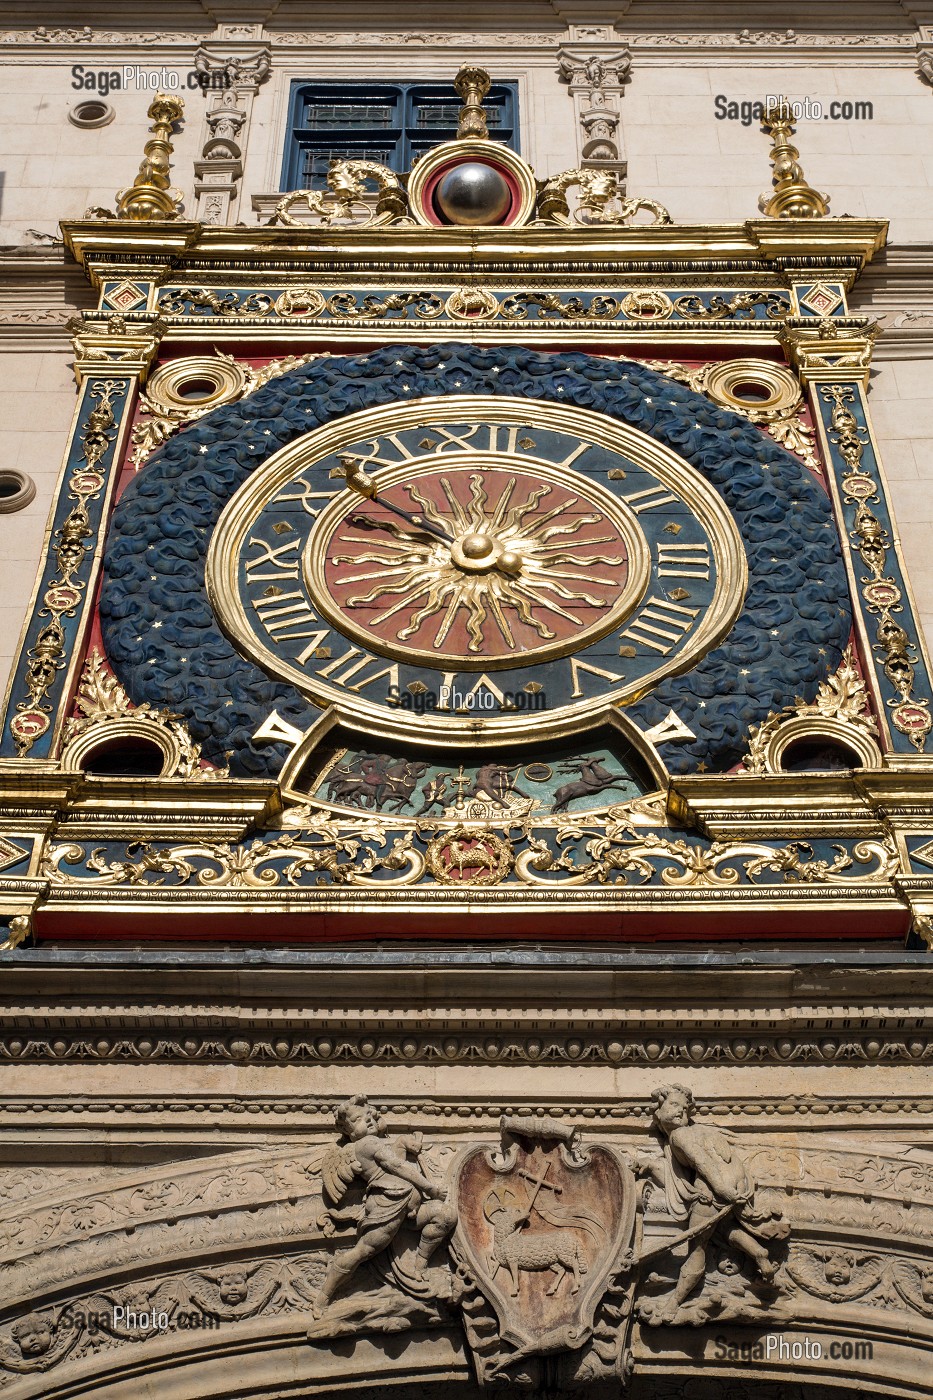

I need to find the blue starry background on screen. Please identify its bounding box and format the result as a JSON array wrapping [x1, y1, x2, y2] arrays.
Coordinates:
[[99, 344, 851, 777]]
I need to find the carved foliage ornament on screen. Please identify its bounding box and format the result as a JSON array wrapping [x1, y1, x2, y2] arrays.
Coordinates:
[[10, 379, 123, 757], [743, 644, 881, 774], [821, 384, 932, 749], [59, 648, 226, 780], [640, 356, 819, 472], [131, 350, 327, 467]]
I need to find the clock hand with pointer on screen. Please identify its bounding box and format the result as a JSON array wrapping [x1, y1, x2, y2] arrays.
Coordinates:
[[331, 454, 524, 576]]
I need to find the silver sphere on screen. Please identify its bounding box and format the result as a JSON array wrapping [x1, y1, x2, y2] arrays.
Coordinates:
[[434, 162, 512, 226]]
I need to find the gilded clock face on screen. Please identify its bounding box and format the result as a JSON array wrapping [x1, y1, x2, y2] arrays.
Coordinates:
[[309, 455, 647, 668], [207, 396, 746, 743]]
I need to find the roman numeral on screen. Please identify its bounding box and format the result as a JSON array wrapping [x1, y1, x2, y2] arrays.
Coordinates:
[[656, 543, 711, 580], [275, 477, 337, 518], [620, 597, 700, 655], [422, 423, 483, 453], [316, 646, 399, 693], [251, 592, 331, 662], [625, 484, 678, 514], [487, 423, 522, 455], [245, 535, 300, 581], [558, 440, 590, 468], [569, 657, 626, 698]]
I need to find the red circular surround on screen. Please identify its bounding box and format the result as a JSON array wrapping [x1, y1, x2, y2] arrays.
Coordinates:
[[421, 156, 523, 227]]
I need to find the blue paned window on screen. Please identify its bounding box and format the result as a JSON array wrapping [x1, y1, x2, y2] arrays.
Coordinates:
[[281, 81, 519, 190]]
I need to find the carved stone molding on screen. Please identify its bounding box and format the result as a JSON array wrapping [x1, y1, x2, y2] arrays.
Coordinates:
[[191, 42, 271, 225], [0, 1103, 931, 1397], [557, 46, 632, 179], [2, 1025, 931, 1068], [918, 44, 933, 84]]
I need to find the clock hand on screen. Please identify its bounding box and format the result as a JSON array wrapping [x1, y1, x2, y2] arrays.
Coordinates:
[[330, 455, 456, 546]]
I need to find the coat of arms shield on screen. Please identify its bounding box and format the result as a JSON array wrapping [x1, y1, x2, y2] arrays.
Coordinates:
[[452, 1115, 637, 1386]]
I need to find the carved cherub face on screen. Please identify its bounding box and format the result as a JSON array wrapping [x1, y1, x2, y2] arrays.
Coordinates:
[[717, 1251, 741, 1276], [653, 1088, 693, 1134], [920, 1268, 933, 1303], [330, 167, 362, 198], [217, 1267, 250, 1305], [11, 1314, 53, 1357], [823, 1250, 855, 1285], [340, 1097, 381, 1141]]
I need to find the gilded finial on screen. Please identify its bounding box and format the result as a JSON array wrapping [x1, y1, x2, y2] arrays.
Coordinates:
[[758, 98, 829, 219], [454, 66, 491, 140], [115, 93, 185, 221]]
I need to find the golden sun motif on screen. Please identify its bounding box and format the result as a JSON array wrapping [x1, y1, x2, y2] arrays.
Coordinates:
[[311, 460, 645, 668]]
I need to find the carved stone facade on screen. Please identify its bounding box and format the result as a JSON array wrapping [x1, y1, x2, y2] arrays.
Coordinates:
[[192, 39, 271, 225], [558, 42, 632, 181], [1, 6, 933, 1400]]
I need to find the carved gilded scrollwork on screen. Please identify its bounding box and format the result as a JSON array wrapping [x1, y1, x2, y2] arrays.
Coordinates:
[[640, 356, 819, 471], [131, 351, 327, 467], [673, 291, 790, 320], [821, 384, 932, 750], [36, 800, 899, 896], [59, 649, 226, 780], [272, 160, 410, 228], [536, 167, 671, 226], [156, 287, 275, 317], [325, 290, 445, 319], [9, 380, 124, 757]]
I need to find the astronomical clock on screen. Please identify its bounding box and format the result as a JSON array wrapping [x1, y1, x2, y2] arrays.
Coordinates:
[[1, 70, 931, 947], [4, 65, 933, 1400]]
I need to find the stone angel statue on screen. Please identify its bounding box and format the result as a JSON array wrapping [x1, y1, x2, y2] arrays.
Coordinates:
[[636, 1084, 790, 1325], [312, 1094, 457, 1317]]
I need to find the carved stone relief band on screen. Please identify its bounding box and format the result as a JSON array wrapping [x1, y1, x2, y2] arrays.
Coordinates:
[[0, 1090, 931, 1397]]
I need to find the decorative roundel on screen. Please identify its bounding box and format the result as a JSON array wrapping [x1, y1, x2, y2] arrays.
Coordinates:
[[699, 359, 803, 418], [145, 355, 250, 414], [100, 344, 852, 778], [407, 138, 537, 227]]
